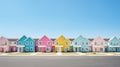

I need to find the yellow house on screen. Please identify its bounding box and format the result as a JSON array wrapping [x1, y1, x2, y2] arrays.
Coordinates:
[[54, 35, 71, 52]]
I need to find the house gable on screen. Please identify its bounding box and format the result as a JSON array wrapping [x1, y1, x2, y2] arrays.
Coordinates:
[[108, 36, 120, 46]]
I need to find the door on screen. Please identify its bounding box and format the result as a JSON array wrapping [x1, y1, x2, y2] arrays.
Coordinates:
[[116, 48, 117, 52], [64, 48, 68, 52], [10, 48, 13, 52], [1, 48, 4, 52], [40, 47, 42, 52], [100, 48, 103, 52], [19, 48, 22, 52], [77, 47, 80, 52], [46, 47, 51, 52], [75, 47, 77, 52], [57, 47, 61, 52]]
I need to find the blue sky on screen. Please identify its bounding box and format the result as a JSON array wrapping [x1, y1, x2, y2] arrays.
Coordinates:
[[0, 0, 120, 38]]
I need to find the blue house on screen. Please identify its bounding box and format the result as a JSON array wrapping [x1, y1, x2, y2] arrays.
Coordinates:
[[16, 35, 26, 52], [16, 35, 35, 52], [106, 36, 120, 52], [24, 37, 35, 52], [71, 35, 91, 52]]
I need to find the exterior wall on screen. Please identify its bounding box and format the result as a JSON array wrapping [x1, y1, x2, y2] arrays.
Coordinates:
[[91, 36, 106, 52], [71, 36, 91, 52], [24, 38, 35, 52], [16, 36, 27, 46], [9, 46, 17, 52], [54, 35, 71, 52], [0, 37, 10, 52], [16, 36, 27, 52], [36, 35, 53, 52], [106, 37, 120, 52]]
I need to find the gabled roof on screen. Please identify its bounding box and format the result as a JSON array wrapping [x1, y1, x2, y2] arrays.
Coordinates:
[[92, 36, 105, 42], [73, 35, 89, 42], [17, 35, 27, 42], [0, 36, 9, 42], [25, 37, 34, 42], [38, 35, 52, 42], [55, 35, 70, 42], [108, 36, 119, 42]]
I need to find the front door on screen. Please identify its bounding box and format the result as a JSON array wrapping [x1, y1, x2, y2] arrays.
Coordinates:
[[75, 47, 77, 52], [57, 47, 61, 52], [64, 48, 68, 52], [2, 48, 4, 52], [116, 48, 117, 52], [40, 47, 42, 52], [46, 47, 50, 52], [100, 48, 103, 52], [19, 48, 21, 52], [11, 48, 13, 52]]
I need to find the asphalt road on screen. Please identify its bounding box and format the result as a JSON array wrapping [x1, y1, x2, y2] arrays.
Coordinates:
[[0, 56, 120, 67]]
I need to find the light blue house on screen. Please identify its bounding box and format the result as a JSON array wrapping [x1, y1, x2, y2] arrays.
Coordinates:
[[71, 35, 91, 52], [16, 35, 35, 52], [106, 36, 120, 52]]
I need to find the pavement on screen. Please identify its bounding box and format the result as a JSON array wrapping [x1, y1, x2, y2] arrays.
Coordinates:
[[0, 52, 120, 56], [0, 56, 120, 67]]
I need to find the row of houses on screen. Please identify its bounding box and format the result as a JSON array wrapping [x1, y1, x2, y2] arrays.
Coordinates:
[[0, 35, 120, 53]]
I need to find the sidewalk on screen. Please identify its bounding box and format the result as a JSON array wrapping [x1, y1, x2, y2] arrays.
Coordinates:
[[0, 52, 120, 56]]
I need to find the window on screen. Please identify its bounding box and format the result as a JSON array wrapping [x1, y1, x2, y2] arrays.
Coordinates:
[[30, 48, 33, 51], [82, 42, 84, 45], [26, 47, 29, 51], [56, 42, 58, 45], [117, 42, 119, 45], [111, 42, 112, 45], [82, 48, 84, 50], [18, 42, 21, 45], [40, 42, 42, 45], [25, 41, 28, 45], [86, 48, 88, 50], [86, 42, 88, 45], [48, 42, 50, 46], [5, 42, 7, 45], [75, 42, 77, 45], [95, 42, 97, 45], [101, 42, 103, 45], [30, 42, 33, 45], [66, 42, 68, 45]]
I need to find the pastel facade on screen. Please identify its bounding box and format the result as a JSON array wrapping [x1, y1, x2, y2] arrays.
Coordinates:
[[9, 42, 17, 52], [54, 35, 71, 52], [106, 37, 120, 52], [91, 36, 106, 52], [36, 35, 53, 52], [71, 35, 91, 52], [24, 37, 35, 52], [16, 35, 35, 52], [0, 37, 10, 52]]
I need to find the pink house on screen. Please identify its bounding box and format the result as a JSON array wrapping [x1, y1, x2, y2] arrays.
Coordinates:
[[0, 37, 17, 52], [91, 36, 106, 52], [9, 42, 17, 52], [0, 37, 10, 52], [36, 35, 53, 52]]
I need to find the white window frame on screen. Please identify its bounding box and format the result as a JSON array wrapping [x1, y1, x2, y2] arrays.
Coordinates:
[[47, 41, 50, 46], [39, 41, 42, 45], [30, 47, 33, 51], [25, 41, 28, 45], [30, 41, 33, 45]]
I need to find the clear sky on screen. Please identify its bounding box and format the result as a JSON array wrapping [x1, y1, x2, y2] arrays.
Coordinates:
[[0, 0, 120, 38]]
